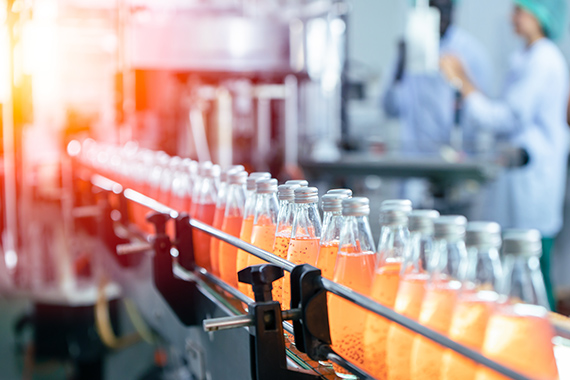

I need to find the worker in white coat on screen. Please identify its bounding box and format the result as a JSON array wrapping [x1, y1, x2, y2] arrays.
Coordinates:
[[441, 0, 568, 310]]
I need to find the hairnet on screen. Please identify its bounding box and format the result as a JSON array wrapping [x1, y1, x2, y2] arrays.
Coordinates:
[[515, 0, 567, 40]]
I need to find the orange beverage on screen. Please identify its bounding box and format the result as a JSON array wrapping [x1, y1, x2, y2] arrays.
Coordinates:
[[236, 216, 255, 295], [475, 304, 559, 380], [363, 260, 403, 378], [316, 242, 339, 280], [209, 205, 226, 276], [246, 223, 277, 299], [192, 203, 216, 270], [329, 249, 376, 376], [441, 292, 497, 380], [218, 215, 244, 287], [386, 273, 429, 380], [410, 281, 460, 380], [282, 237, 320, 309], [272, 233, 291, 306]]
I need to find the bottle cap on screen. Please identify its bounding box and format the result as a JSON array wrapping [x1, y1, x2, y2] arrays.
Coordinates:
[[221, 165, 245, 182], [247, 172, 271, 191], [342, 197, 370, 217], [256, 178, 278, 194], [278, 184, 300, 201], [294, 187, 319, 204], [286, 180, 309, 187], [380, 199, 412, 214], [408, 210, 440, 234], [502, 229, 542, 257], [327, 189, 353, 197], [198, 161, 213, 176], [322, 194, 348, 212], [228, 170, 248, 185], [465, 222, 502, 249], [434, 215, 467, 240], [380, 205, 409, 226]]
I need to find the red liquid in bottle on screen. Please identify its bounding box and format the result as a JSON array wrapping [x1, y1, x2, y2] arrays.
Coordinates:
[[192, 203, 216, 270]]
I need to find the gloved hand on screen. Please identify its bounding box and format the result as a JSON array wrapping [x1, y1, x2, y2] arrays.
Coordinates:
[[394, 39, 406, 83]]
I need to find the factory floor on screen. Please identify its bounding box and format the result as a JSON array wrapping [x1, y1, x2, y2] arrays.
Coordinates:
[[0, 298, 155, 380]]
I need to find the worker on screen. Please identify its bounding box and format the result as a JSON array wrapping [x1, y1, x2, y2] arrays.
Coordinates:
[[440, 0, 568, 311], [383, 0, 492, 156]]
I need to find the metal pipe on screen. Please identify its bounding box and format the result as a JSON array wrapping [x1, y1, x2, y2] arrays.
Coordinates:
[[189, 219, 295, 272], [320, 278, 534, 380], [123, 188, 178, 219], [204, 314, 253, 332]]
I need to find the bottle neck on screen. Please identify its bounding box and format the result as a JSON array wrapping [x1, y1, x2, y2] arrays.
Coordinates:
[[464, 245, 502, 292], [216, 181, 229, 207], [276, 200, 295, 234], [502, 254, 550, 310], [197, 176, 218, 205], [321, 211, 344, 245], [253, 192, 279, 226], [378, 223, 410, 264], [401, 230, 433, 276], [429, 237, 468, 283], [339, 215, 376, 254], [291, 202, 322, 239], [225, 183, 246, 217]]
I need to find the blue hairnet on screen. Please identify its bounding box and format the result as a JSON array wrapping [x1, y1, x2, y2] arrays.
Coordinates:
[[515, 0, 567, 40]]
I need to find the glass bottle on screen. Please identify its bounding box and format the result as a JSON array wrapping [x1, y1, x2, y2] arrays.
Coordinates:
[[272, 184, 300, 306], [158, 156, 182, 206], [316, 194, 349, 280], [210, 165, 245, 276], [476, 229, 559, 380], [191, 163, 219, 271], [410, 215, 468, 380], [442, 222, 502, 380], [236, 172, 271, 295], [245, 179, 279, 300], [282, 187, 322, 310], [386, 210, 440, 380], [329, 197, 376, 379], [190, 161, 212, 217], [148, 151, 170, 200], [218, 170, 248, 288], [364, 206, 410, 378], [170, 159, 193, 212]]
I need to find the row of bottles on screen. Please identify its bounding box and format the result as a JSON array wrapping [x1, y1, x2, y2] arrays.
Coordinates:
[[75, 141, 560, 380]]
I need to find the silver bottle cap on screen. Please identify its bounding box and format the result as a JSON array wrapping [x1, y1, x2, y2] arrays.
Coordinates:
[[380, 199, 412, 214], [465, 222, 502, 249], [408, 210, 440, 234], [322, 194, 349, 213], [198, 161, 213, 176], [502, 229, 542, 257], [228, 170, 248, 185], [434, 215, 467, 240], [380, 205, 409, 226], [286, 180, 309, 187], [327, 189, 353, 197], [342, 197, 370, 217], [294, 187, 319, 204], [246, 172, 271, 191], [221, 165, 246, 182], [278, 184, 300, 201], [256, 178, 278, 194]]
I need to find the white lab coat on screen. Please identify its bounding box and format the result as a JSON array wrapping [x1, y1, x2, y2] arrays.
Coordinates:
[[464, 38, 569, 237]]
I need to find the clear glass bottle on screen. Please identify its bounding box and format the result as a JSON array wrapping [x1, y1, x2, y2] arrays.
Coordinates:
[[191, 163, 219, 271], [245, 178, 279, 300], [190, 161, 212, 217], [282, 187, 322, 310], [148, 151, 170, 200], [236, 172, 271, 295], [218, 170, 248, 288], [386, 210, 440, 380], [329, 197, 376, 379], [364, 207, 410, 378], [210, 165, 245, 276], [316, 194, 349, 280], [442, 222, 502, 380], [272, 184, 300, 306], [158, 156, 182, 206], [410, 215, 468, 380], [477, 229, 559, 380]]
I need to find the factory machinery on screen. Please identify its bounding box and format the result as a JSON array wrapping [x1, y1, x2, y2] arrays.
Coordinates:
[[59, 140, 570, 380]]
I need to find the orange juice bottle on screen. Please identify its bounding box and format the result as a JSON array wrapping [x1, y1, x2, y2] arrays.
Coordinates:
[[476, 229, 559, 380], [316, 194, 350, 280], [272, 184, 301, 306], [210, 165, 245, 276], [283, 187, 322, 310], [245, 179, 279, 299], [441, 222, 502, 380], [189, 161, 211, 217], [218, 170, 248, 288], [148, 152, 171, 201], [363, 205, 410, 378], [236, 173, 271, 295], [329, 197, 376, 379], [191, 163, 219, 271], [410, 215, 468, 380], [386, 209, 439, 380], [170, 159, 194, 212], [158, 156, 181, 207]]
